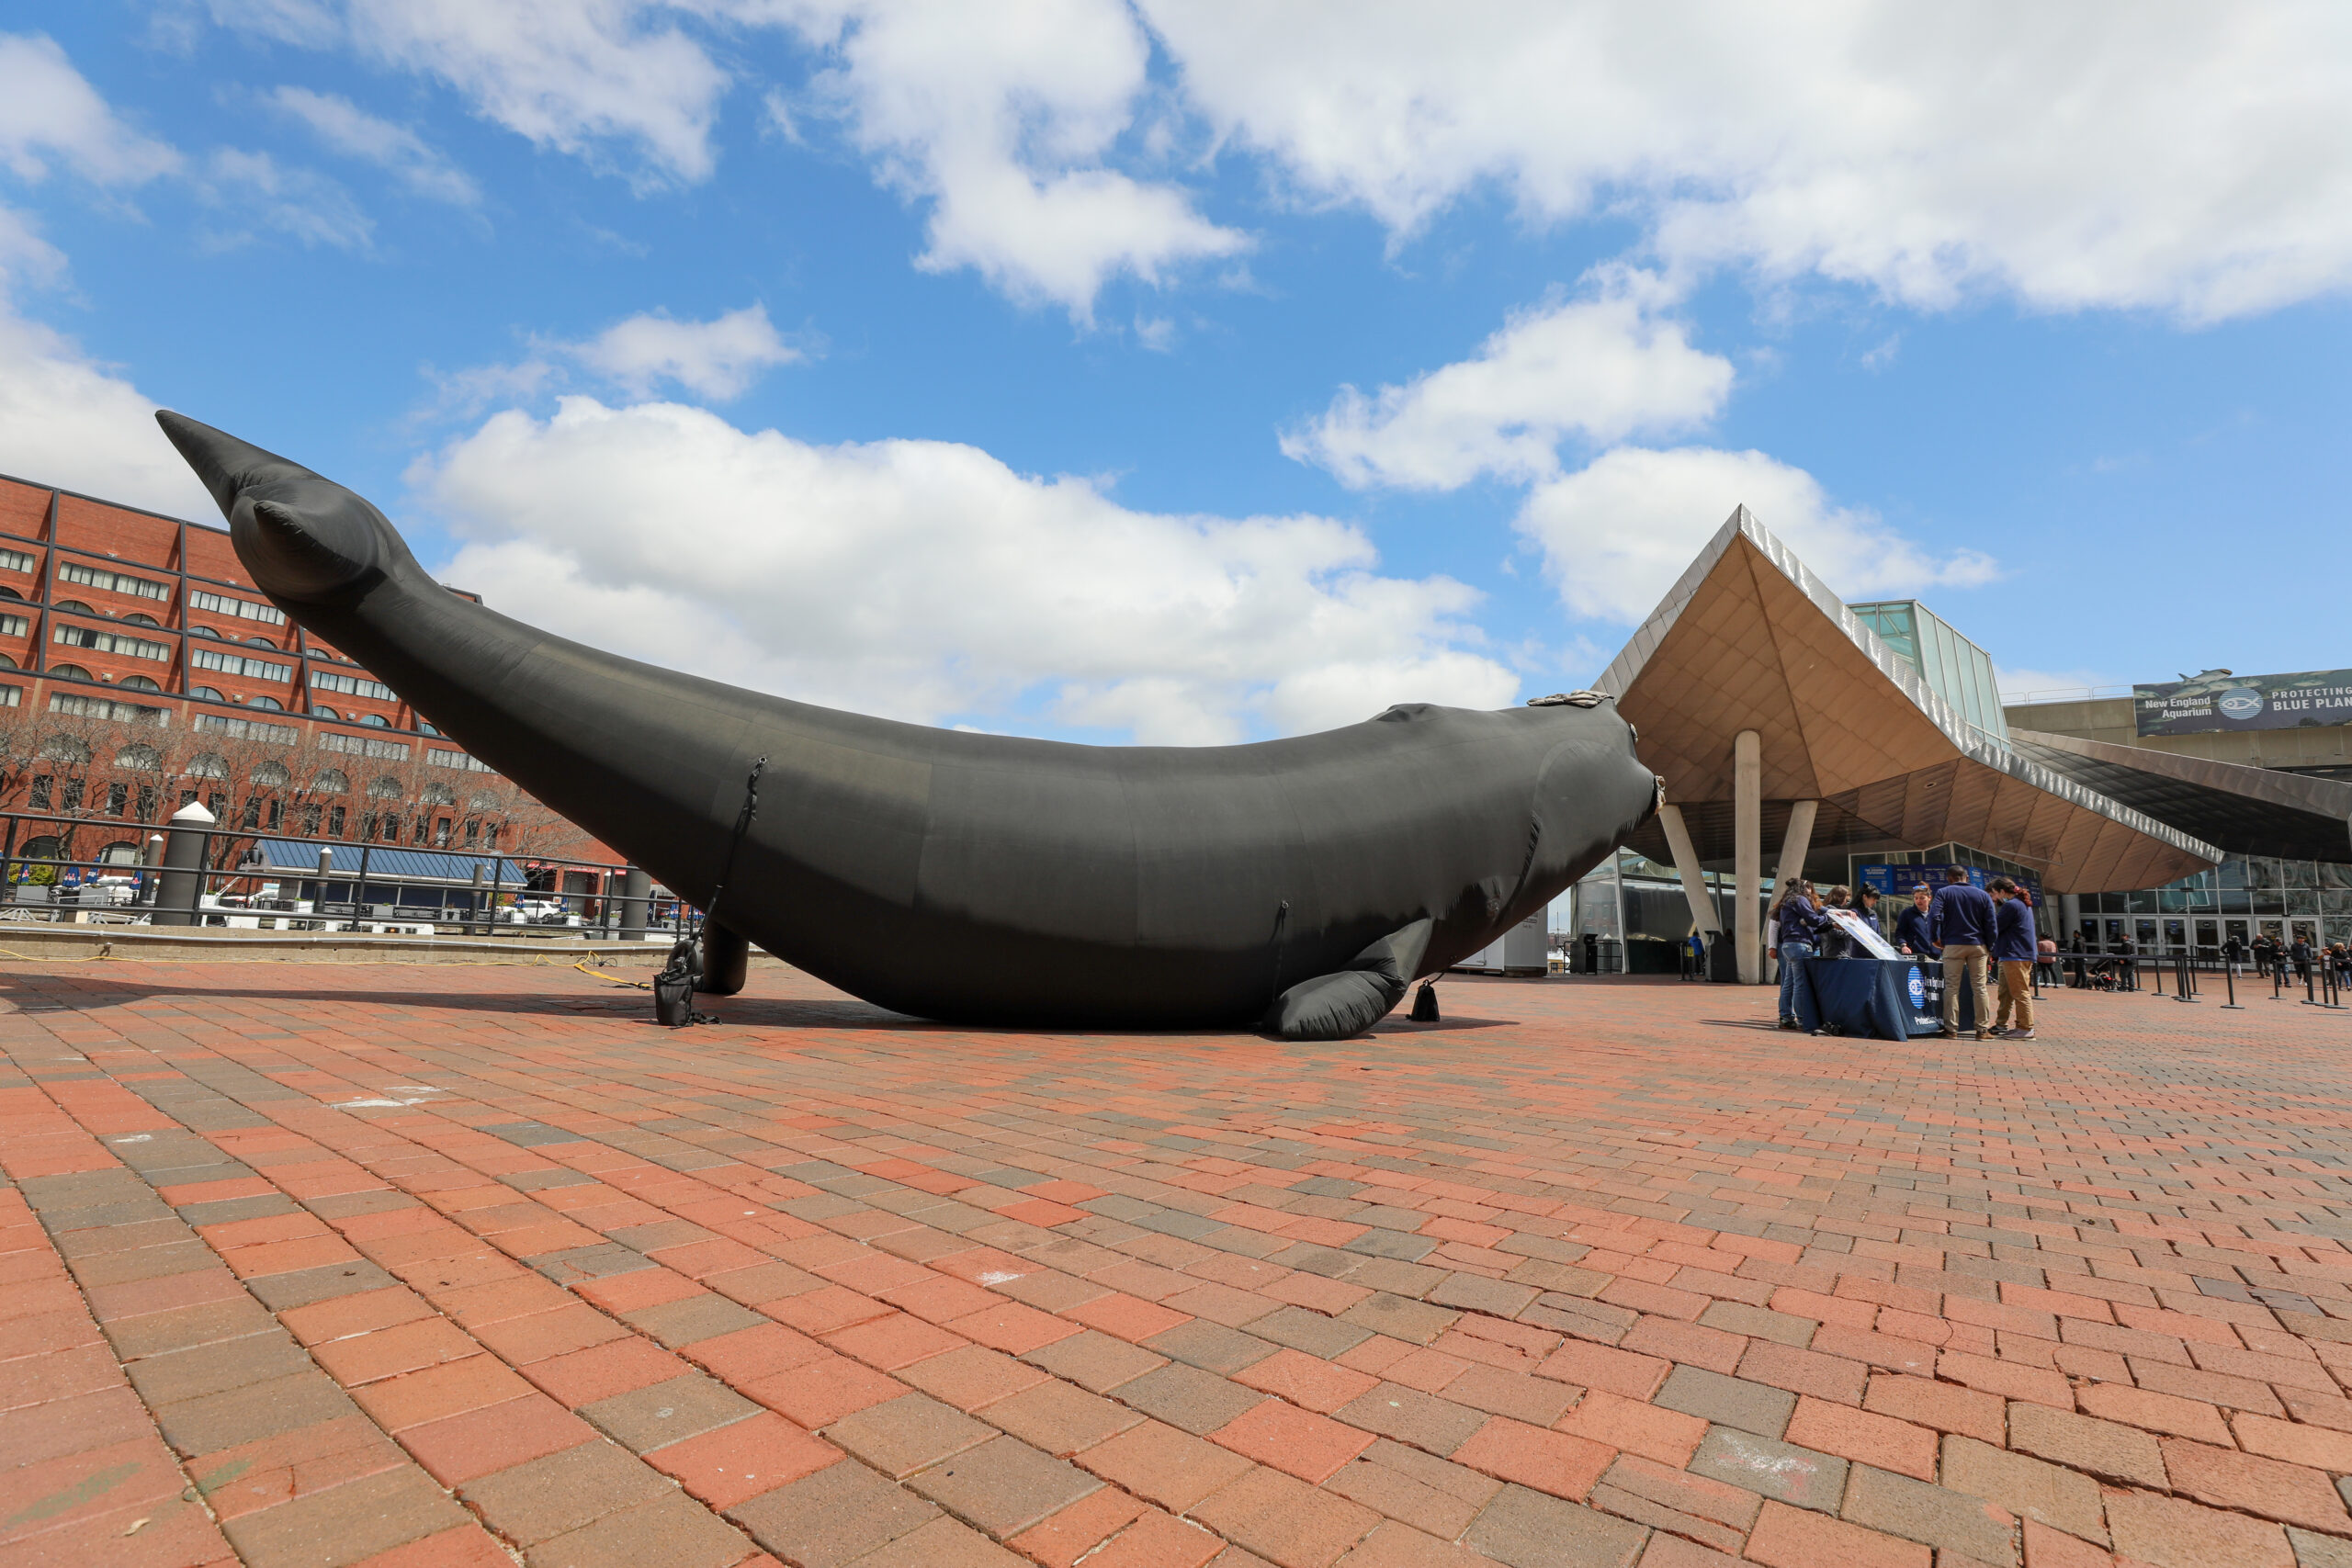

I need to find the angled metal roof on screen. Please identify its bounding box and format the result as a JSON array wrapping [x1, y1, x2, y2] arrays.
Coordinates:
[[1596, 507, 2218, 894], [2012, 730, 2352, 863], [243, 838, 530, 886]]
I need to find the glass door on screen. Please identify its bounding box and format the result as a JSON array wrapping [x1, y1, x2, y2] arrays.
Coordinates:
[[2193, 918, 2220, 960]]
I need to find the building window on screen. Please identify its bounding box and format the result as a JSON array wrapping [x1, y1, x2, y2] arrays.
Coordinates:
[[302, 803, 322, 836], [329, 805, 345, 837], [0, 547, 33, 573], [187, 589, 285, 626], [122, 614, 160, 627], [193, 714, 297, 743], [118, 674, 163, 692], [241, 796, 260, 829], [191, 685, 223, 701], [107, 782, 128, 817], [313, 705, 339, 719], [54, 623, 170, 660], [57, 561, 169, 600], [0, 614, 24, 637], [52, 601, 95, 616], [189, 626, 220, 639], [136, 784, 156, 820], [427, 748, 496, 774], [49, 692, 168, 725], [49, 663, 94, 682], [61, 780, 82, 813], [311, 669, 396, 701], [0, 684, 18, 707], [319, 732, 409, 761], [434, 818, 451, 847], [28, 775, 51, 809], [206, 791, 226, 819], [192, 647, 292, 682], [266, 798, 282, 830], [361, 713, 390, 728]]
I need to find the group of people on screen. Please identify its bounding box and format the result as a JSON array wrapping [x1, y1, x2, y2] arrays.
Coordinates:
[[1771, 867, 2040, 1040], [2230, 931, 2352, 989]]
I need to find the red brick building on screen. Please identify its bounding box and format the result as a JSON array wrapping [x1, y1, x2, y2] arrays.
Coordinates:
[[0, 470, 621, 881]]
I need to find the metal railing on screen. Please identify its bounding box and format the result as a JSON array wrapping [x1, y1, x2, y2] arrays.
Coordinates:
[[0, 806, 674, 941]]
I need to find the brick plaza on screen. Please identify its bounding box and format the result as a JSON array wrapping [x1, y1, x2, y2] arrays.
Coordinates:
[[6, 963, 2352, 1568]]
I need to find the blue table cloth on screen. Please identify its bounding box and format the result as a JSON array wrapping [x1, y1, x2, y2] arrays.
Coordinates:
[[1793, 957, 1972, 1038]]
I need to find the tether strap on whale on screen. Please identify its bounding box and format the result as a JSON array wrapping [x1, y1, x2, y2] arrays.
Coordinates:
[[703, 755, 767, 933], [659, 756, 765, 1027]]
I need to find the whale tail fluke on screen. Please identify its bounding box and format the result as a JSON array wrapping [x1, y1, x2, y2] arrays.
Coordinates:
[[155, 410, 397, 606]]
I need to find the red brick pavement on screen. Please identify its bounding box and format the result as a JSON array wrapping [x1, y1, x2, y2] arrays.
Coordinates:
[[5, 962, 2352, 1568]]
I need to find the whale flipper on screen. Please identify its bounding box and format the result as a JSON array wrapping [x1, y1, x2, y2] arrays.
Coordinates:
[[1262, 918, 1432, 1041]]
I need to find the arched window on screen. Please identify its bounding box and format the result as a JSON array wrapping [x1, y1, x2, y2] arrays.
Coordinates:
[[49, 664, 92, 682], [254, 761, 290, 790], [469, 793, 501, 813], [366, 774, 402, 801], [40, 735, 90, 764], [0, 585, 21, 601], [418, 720, 440, 736], [99, 841, 141, 865], [17, 835, 58, 861], [242, 636, 277, 649], [312, 705, 339, 719], [246, 695, 283, 711], [52, 600, 95, 616], [0, 653, 16, 670], [187, 752, 229, 780], [188, 625, 221, 639], [115, 744, 161, 770], [122, 614, 160, 627], [360, 713, 390, 728], [118, 674, 162, 692], [191, 686, 223, 702], [421, 784, 457, 807], [314, 770, 349, 795]]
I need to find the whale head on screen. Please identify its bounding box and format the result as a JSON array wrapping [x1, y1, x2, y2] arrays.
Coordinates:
[[156, 411, 409, 608]]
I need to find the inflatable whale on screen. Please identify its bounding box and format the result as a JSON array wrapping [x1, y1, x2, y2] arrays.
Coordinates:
[[158, 412, 1660, 1038]]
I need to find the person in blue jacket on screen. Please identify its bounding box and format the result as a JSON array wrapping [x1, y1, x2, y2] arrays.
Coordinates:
[[1770, 876, 1824, 1029], [1929, 866, 1997, 1040], [1986, 875, 2038, 1038], [1894, 885, 1939, 959]]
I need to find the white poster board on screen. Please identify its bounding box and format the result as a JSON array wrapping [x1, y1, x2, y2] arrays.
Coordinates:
[[1825, 907, 1900, 960]]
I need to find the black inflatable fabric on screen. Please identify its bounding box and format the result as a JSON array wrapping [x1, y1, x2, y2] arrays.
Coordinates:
[[158, 412, 1661, 1038]]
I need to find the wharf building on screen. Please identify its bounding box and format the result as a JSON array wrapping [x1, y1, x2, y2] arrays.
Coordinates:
[[0, 471, 621, 897], [1566, 509, 2349, 976]]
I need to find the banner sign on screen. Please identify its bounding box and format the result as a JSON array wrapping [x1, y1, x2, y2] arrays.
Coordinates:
[[2133, 670, 2352, 736], [1857, 863, 2042, 907]]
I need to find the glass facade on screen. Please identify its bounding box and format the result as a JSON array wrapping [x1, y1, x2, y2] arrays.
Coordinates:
[[2068, 854, 2352, 954], [1849, 599, 2008, 745]]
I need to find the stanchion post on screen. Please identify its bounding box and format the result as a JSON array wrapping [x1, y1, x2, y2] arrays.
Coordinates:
[[2222, 960, 2243, 1010]]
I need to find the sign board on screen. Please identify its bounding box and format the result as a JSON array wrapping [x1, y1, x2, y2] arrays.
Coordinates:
[[1856, 863, 2042, 908], [2133, 669, 2352, 737], [1825, 907, 1899, 960]]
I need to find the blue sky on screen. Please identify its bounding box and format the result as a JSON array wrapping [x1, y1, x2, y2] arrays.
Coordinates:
[[5, 5, 2350, 744]]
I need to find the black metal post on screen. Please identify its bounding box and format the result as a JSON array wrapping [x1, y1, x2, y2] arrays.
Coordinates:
[[2222, 961, 2243, 1010], [355, 845, 372, 931]]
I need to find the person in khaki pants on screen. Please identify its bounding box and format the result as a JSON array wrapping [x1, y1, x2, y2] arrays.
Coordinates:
[[1928, 865, 1996, 1039], [1986, 875, 2038, 1039]]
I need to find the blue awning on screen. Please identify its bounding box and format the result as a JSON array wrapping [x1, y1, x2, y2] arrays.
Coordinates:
[[241, 838, 538, 887]]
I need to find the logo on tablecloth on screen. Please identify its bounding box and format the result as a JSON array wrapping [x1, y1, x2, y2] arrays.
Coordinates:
[[1906, 966, 1926, 1006]]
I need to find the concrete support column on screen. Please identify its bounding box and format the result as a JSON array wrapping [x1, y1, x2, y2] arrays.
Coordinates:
[[1734, 730, 1761, 983], [1656, 803, 1720, 939], [153, 800, 214, 928], [2060, 893, 2082, 944], [1774, 800, 1821, 893]]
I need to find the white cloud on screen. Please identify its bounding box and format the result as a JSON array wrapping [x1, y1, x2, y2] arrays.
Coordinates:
[[200, 149, 375, 250], [571, 304, 799, 399], [266, 86, 481, 206], [430, 303, 801, 412], [1515, 446, 1997, 624], [210, 1, 730, 186], [0, 33, 181, 187], [1139, 2, 2352, 322], [0, 210, 214, 518], [764, 0, 1247, 321], [1284, 268, 1733, 491], [411, 396, 1515, 743]]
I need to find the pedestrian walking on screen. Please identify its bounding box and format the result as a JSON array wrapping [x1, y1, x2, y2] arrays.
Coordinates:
[[1929, 867, 1996, 1039], [1988, 876, 2038, 1039], [2223, 931, 2244, 979]]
